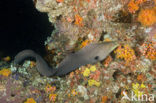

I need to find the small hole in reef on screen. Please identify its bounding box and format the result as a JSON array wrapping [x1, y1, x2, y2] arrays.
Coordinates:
[[11, 93, 15, 97], [116, 88, 121, 98], [71, 51, 75, 53], [94, 56, 99, 60]]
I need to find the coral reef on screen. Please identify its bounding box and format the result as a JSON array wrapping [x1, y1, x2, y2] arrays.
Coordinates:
[[114, 44, 136, 64], [0, 0, 156, 103], [138, 8, 156, 26]]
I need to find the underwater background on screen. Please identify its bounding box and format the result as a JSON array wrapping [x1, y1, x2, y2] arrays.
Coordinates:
[[0, 0, 53, 56], [0, 0, 156, 103]]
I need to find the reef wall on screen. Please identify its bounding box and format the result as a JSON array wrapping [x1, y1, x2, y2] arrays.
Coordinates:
[[0, 0, 156, 102]]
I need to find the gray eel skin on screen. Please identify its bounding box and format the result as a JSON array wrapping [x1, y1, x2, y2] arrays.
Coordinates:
[[14, 41, 119, 76]]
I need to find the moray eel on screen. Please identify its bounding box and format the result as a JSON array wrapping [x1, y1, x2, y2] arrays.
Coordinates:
[[14, 41, 119, 76]]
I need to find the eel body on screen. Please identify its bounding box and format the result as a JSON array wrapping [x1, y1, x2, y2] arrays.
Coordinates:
[[14, 41, 119, 76]]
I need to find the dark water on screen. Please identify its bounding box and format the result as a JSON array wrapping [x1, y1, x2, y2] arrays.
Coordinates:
[[0, 0, 53, 58]]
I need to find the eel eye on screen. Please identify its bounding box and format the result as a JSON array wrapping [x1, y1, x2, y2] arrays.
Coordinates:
[[94, 56, 99, 60]]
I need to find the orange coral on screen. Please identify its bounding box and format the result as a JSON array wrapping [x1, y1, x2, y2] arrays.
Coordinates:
[[45, 84, 57, 102], [138, 8, 156, 26], [90, 70, 101, 81], [104, 38, 111, 42], [103, 56, 112, 67], [66, 17, 73, 23], [114, 44, 136, 64], [80, 39, 91, 48], [0, 68, 11, 77], [137, 74, 146, 81], [69, 71, 74, 78], [140, 42, 156, 60], [30, 61, 36, 68], [49, 94, 57, 102], [101, 96, 108, 103], [74, 14, 83, 26], [86, 0, 90, 2], [56, 0, 64, 3], [128, 0, 139, 13], [128, 0, 146, 13], [24, 98, 36, 103], [71, 89, 78, 96], [45, 84, 56, 93]]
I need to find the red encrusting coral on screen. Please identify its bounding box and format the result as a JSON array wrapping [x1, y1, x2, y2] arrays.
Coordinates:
[[140, 41, 156, 60]]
